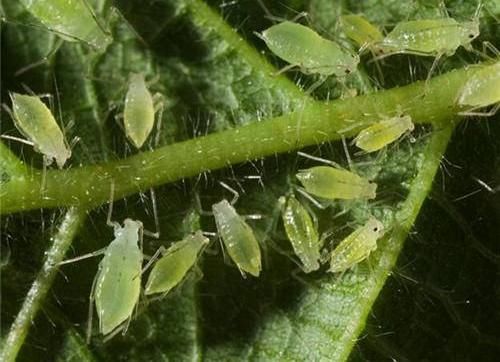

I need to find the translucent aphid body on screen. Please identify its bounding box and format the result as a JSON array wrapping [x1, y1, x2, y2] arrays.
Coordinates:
[[212, 199, 262, 277], [340, 14, 384, 50], [329, 217, 384, 273], [123, 73, 156, 149], [376, 18, 479, 56], [259, 21, 359, 77], [19, 0, 111, 51], [354, 115, 414, 153], [457, 62, 500, 113], [9, 92, 71, 168], [145, 231, 209, 295], [296, 166, 377, 200], [95, 219, 143, 335], [279, 196, 321, 273]]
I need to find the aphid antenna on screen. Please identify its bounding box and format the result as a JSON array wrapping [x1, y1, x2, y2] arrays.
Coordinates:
[[297, 151, 342, 168], [219, 181, 240, 205], [109, 6, 148, 47]]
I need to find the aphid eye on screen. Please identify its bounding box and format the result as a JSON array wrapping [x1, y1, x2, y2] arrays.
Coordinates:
[[468, 34, 475, 38], [373, 227, 379, 232], [345, 69, 351, 74]]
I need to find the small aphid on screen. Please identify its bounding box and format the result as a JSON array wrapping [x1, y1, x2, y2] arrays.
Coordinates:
[[329, 217, 384, 273], [94, 219, 143, 336], [279, 195, 321, 273], [145, 231, 209, 295], [296, 166, 377, 200], [258, 21, 360, 77], [375, 17, 479, 57], [8, 92, 71, 168], [340, 14, 384, 51], [123, 73, 161, 149], [354, 115, 415, 153], [457, 62, 500, 116], [212, 199, 262, 277], [19, 0, 112, 51]]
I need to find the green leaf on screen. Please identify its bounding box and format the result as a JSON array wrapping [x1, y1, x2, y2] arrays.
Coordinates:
[[2, 0, 499, 361]]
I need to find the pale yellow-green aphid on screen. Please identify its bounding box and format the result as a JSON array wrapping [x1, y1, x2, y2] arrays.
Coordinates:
[[145, 231, 209, 295], [354, 115, 414, 153], [94, 218, 143, 336], [212, 199, 262, 277], [19, 0, 111, 51], [258, 21, 359, 77], [329, 217, 384, 273], [296, 166, 377, 200], [457, 62, 500, 116], [8, 92, 71, 168], [123, 73, 158, 149], [279, 195, 321, 273], [339, 14, 384, 52]]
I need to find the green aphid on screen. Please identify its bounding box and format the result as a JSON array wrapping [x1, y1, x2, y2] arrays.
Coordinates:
[[258, 21, 359, 77], [212, 199, 262, 277], [296, 166, 377, 200], [328, 217, 385, 273], [8, 92, 71, 168], [279, 195, 322, 273], [457, 62, 500, 116], [354, 115, 414, 153], [375, 17, 479, 57], [145, 231, 209, 295], [19, 0, 112, 51], [340, 14, 384, 51]]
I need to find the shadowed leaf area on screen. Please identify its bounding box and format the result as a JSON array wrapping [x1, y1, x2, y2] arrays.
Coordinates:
[[1, 0, 499, 361]]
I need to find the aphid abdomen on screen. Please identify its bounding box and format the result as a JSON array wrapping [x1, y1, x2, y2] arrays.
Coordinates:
[[10, 93, 70, 167], [296, 166, 377, 200], [124, 74, 155, 149], [145, 232, 208, 295], [212, 200, 262, 277], [281, 196, 321, 273], [95, 224, 142, 335]]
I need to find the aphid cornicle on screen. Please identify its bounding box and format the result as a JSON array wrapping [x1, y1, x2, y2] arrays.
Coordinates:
[[19, 0, 111, 51], [123, 73, 158, 149], [258, 21, 360, 77], [94, 218, 143, 336], [457, 62, 500, 116], [328, 217, 385, 273], [340, 14, 384, 51], [8, 92, 71, 168], [279, 195, 321, 273], [354, 115, 415, 153], [212, 199, 262, 277], [296, 166, 377, 200], [145, 231, 209, 295]]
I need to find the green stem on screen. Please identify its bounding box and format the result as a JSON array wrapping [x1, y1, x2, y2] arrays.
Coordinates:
[[0, 208, 86, 362], [0, 62, 495, 215]]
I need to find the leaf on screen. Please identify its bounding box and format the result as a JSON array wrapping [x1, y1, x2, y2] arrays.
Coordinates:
[[1, 0, 499, 361]]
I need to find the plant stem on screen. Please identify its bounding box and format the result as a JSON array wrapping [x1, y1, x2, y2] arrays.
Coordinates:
[[0, 62, 495, 214], [0, 208, 86, 362]]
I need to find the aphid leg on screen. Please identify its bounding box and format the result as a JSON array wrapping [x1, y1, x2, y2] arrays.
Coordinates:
[[152, 93, 165, 148], [139, 246, 167, 277], [295, 187, 326, 209], [459, 103, 500, 117], [340, 135, 354, 171], [297, 151, 342, 168], [14, 38, 64, 77], [143, 188, 160, 239], [0, 134, 35, 146], [106, 181, 121, 229], [109, 7, 147, 46], [305, 75, 327, 95], [481, 41, 500, 58], [41, 155, 48, 193], [57, 248, 107, 265], [474, 177, 500, 193], [424, 53, 443, 90], [274, 63, 299, 76], [86, 272, 99, 343], [219, 181, 240, 205]]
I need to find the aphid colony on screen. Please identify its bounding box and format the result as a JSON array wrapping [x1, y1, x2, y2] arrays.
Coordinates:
[[3, 0, 499, 343]]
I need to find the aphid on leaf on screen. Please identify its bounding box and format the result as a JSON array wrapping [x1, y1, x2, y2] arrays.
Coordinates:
[[4, 92, 71, 168], [18, 0, 111, 51], [257, 21, 360, 77], [145, 231, 209, 295], [279, 195, 322, 273], [457, 61, 500, 116], [123, 73, 164, 149], [353, 114, 415, 153], [212, 199, 262, 278], [328, 217, 385, 273]]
